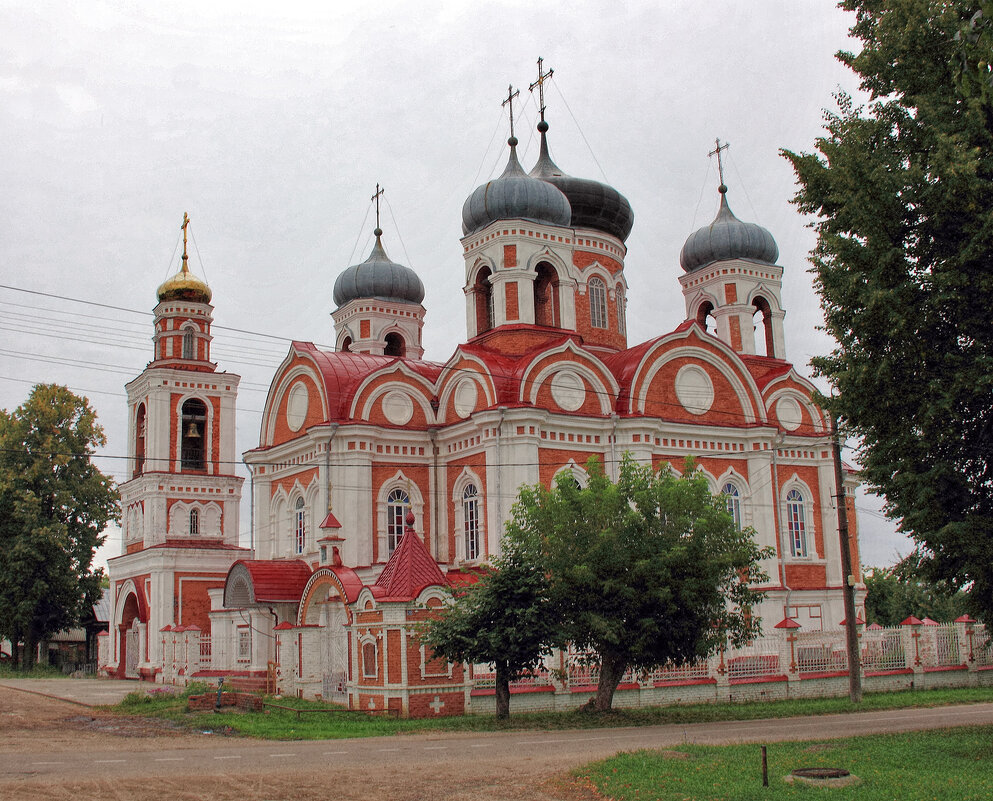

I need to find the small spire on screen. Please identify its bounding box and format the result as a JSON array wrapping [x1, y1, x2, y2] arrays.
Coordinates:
[[371, 183, 385, 237], [180, 212, 191, 275], [708, 138, 730, 193], [502, 84, 521, 144], [529, 57, 554, 123]]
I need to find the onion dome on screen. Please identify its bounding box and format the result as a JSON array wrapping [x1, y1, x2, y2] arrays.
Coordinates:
[[530, 121, 634, 243], [333, 229, 425, 308], [157, 261, 212, 304], [680, 185, 779, 272], [462, 136, 571, 235]]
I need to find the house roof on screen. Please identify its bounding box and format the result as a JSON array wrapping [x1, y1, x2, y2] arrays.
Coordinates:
[[227, 559, 313, 604], [372, 514, 447, 601]]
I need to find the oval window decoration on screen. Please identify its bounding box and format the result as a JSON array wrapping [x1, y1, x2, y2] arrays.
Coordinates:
[[776, 396, 804, 431], [382, 390, 414, 426], [453, 379, 478, 419], [674, 364, 715, 415], [286, 381, 310, 432], [550, 370, 586, 412]]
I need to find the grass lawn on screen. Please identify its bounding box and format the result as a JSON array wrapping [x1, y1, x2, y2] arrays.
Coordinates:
[[107, 683, 993, 741], [579, 726, 993, 800]]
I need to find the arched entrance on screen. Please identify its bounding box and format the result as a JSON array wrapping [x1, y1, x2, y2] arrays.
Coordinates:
[[118, 592, 141, 679], [320, 602, 349, 704]]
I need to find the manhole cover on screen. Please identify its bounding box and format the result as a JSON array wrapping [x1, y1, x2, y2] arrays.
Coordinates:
[[791, 768, 850, 780]]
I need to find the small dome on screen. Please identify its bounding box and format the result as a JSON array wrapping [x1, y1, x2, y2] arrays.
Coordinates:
[[679, 186, 779, 272], [157, 260, 212, 304], [462, 137, 572, 235], [333, 230, 425, 308], [530, 123, 634, 243]]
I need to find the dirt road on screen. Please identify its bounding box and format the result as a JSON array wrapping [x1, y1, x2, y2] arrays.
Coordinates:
[[3, 684, 992, 801]]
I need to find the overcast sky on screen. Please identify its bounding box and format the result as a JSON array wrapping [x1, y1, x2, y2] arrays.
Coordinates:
[[0, 1, 910, 569]]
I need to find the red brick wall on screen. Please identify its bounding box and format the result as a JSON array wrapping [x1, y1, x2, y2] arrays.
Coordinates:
[[505, 281, 519, 320], [387, 629, 402, 684], [537, 447, 599, 487], [174, 573, 227, 633], [272, 371, 325, 445]]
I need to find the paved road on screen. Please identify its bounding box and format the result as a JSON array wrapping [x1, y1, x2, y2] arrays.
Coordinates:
[[3, 700, 992, 783], [0, 677, 145, 706]]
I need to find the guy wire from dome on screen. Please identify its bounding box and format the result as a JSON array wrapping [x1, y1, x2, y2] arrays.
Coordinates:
[[157, 212, 212, 304]]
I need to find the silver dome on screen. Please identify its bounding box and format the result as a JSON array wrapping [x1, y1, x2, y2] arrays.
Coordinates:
[[462, 138, 572, 236], [679, 187, 779, 272], [333, 232, 425, 308]]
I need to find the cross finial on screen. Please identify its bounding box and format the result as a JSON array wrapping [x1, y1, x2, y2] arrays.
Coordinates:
[[708, 138, 730, 190], [529, 57, 554, 122], [502, 84, 521, 140], [180, 212, 190, 274], [371, 183, 385, 234]]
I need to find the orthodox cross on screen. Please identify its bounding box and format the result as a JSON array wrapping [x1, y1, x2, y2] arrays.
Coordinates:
[[371, 183, 385, 231], [502, 84, 520, 139], [180, 212, 190, 274], [708, 138, 730, 187], [529, 57, 554, 121]]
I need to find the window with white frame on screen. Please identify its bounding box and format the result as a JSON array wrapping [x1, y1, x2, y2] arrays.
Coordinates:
[[294, 497, 306, 555], [616, 284, 626, 335], [182, 327, 195, 360], [463, 483, 480, 560], [589, 277, 608, 329], [237, 627, 251, 662], [387, 488, 409, 555], [722, 482, 741, 530], [786, 488, 807, 557], [189, 507, 200, 536]]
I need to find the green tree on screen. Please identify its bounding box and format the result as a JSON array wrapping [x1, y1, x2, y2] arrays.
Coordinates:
[[783, 2, 993, 623], [533, 455, 768, 712], [0, 385, 118, 669], [422, 527, 554, 719], [864, 562, 969, 626]]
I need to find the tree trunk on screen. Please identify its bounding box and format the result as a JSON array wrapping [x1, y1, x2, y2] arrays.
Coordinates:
[[23, 631, 37, 671], [494, 661, 511, 719], [593, 654, 626, 712]]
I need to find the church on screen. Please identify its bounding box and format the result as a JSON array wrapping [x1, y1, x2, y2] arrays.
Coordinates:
[[103, 77, 863, 716]]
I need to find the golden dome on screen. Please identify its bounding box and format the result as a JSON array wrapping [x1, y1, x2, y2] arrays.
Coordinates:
[[156, 261, 212, 304]]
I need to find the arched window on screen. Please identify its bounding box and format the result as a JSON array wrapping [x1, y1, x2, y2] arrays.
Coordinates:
[[534, 262, 559, 327], [589, 277, 608, 329], [294, 497, 306, 555], [189, 507, 200, 536], [180, 398, 207, 472], [182, 327, 195, 360], [753, 296, 774, 357], [696, 300, 718, 337], [362, 641, 378, 678], [340, 336, 352, 353], [786, 488, 807, 557], [462, 483, 480, 560], [722, 482, 741, 530], [616, 284, 626, 336], [387, 488, 409, 555], [384, 332, 405, 358], [134, 403, 146, 478], [474, 267, 494, 334]]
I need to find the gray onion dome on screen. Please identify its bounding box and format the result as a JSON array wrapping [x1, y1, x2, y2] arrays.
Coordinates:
[[679, 186, 779, 272], [333, 230, 425, 307], [530, 121, 634, 243], [462, 136, 572, 235]]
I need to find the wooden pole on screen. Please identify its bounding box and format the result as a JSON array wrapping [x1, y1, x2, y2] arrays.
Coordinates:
[[831, 414, 862, 703]]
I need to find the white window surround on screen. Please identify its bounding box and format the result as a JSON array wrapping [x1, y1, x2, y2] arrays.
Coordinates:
[[589, 277, 608, 329], [782, 481, 815, 559], [376, 473, 425, 560], [452, 469, 484, 563]]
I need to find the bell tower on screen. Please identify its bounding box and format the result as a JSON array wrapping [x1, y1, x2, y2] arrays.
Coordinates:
[[118, 213, 243, 553]]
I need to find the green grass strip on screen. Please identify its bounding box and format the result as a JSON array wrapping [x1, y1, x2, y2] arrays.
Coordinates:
[[580, 725, 993, 800]]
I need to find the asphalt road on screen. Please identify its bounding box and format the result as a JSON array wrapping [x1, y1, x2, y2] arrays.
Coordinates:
[[3, 701, 992, 783]]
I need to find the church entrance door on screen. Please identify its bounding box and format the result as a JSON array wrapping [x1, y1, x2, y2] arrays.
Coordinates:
[[320, 604, 348, 704]]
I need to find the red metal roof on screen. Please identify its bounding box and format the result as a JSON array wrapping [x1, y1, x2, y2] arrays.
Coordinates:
[[234, 559, 313, 603], [319, 511, 342, 529], [147, 539, 248, 551], [373, 520, 447, 601]]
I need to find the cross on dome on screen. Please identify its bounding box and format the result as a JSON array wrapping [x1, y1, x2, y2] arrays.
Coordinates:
[[371, 183, 385, 235], [708, 138, 730, 191], [502, 84, 521, 141], [529, 57, 554, 122]]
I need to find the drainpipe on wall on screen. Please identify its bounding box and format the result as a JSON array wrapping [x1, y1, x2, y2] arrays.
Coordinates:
[[242, 457, 254, 556], [428, 427, 440, 559], [495, 407, 506, 553], [770, 432, 790, 613], [609, 413, 619, 480]]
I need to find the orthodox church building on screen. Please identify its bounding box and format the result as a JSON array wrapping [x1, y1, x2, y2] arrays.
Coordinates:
[[105, 83, 862, 714]]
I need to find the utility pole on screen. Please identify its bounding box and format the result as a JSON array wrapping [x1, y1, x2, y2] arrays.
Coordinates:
[[832, 413, 862, 703]]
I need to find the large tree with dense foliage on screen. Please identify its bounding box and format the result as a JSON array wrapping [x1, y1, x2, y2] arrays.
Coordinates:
[[0, 385, 118, 669], [422, 527, 555, 719], [784, 1, 993, 622], [530, 456, 768, 712]]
